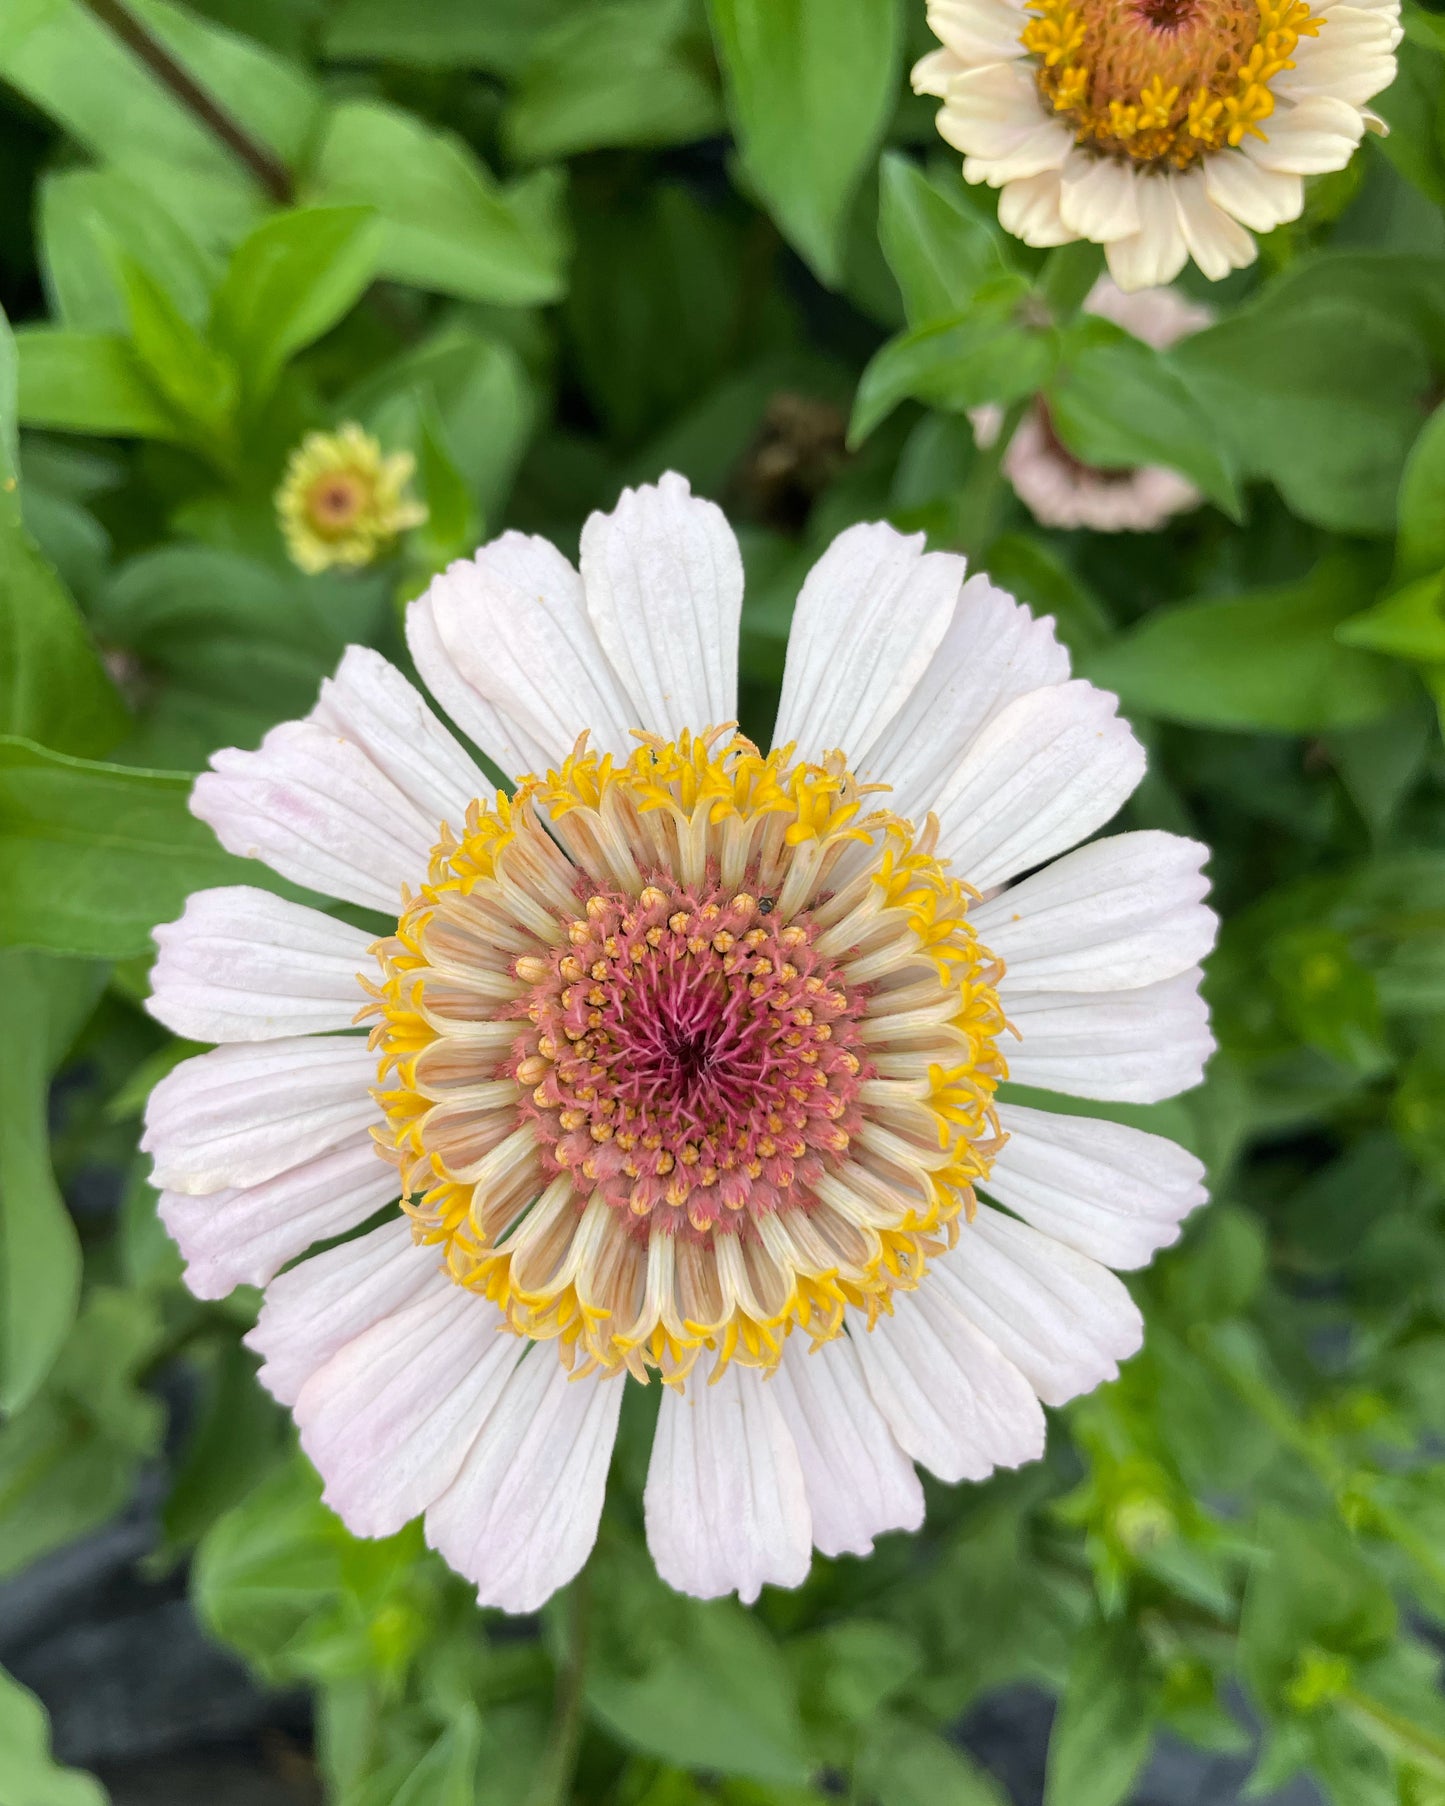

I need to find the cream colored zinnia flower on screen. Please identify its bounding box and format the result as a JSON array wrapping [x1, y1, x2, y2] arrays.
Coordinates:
[[277, 423, 427, 575], [913, 0, 1402, 290], [142, 474, 1216, 1612], [973, 277, 1213, 530]]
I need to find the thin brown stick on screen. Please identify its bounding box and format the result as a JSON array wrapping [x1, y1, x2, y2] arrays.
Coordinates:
[[78, 0, 294, 204]]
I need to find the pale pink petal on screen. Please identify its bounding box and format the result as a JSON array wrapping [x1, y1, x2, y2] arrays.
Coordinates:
[[771, 1336, 923, 1558], [645, 1358, 811, 1604], [148, 886, 372, 1043], [142, 1035, 379, 1194], [990, 1104, 1207, 1269], [159, 1136, 397, 1299], [425, 1351, 624, 1613], [246, 1218, 442, 1405], [857, 573, 1070, 821], [975, 831, 1216, 993], [937, 1205, 1144, 1405], [773, 523, 964, 764], [932, 680, 1146, 891], [193, 720, 436, 914], [1005, 967, 1213, 1103], [296, 1283, 520, 1538], [850, 1285, 1045, 1483], [309, 646, 489, 832], [579, 472, 743, 739]]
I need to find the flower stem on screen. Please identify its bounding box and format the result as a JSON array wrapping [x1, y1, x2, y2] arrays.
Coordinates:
[[955, 396, 1027, 560], [77, 0, 294, 202], [527, 1573, 591, 1806]]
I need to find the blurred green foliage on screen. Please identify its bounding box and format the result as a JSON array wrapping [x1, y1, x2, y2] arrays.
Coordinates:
[[1, 1, 1445, 1803]]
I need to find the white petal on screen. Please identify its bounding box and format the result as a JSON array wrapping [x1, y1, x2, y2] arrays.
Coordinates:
[[1172, 168, 1257, 282], [1105, 172, 1189, 291], [937, 65, 1072, 181], [1244, 94, 1364, 174], [1059, 157, 1140, 243], [422, 532, 635, 774], [912, 44, 968, 96], [771, 1336, 923, 1559], [926, 0, 1031, 64], [406, 589, 551, 781], [147, 886, 372, 1043], [851, 1285, 1044, 1483], [1005, 967, 1213, 1103], [309, 646, 489, 833], [1279, 9, 1399, 108], [159, 1136, 397, 1299], [936, 1204, 1143, 1405], [425, 1350, 623, 1614], [579, 472, 743, 739], [933, 680, 1146, 891], [996, 168, 1073, 246], [297, 1283, 521, 1539], [246, 1217, 441, 1405], [990, 1103, 1207, 1269], [645, 1359, 811, 1604], [857, 572, 1070, 819], [1203, 151, 1305, 234], [142, 1035, 379, 1194], [193, 720, 436, 914], [975, 830, 1216, 993], [773, 523, 964, 764]]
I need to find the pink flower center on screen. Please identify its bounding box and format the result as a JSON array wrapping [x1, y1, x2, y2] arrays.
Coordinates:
[[510, 879, 870, 1239]]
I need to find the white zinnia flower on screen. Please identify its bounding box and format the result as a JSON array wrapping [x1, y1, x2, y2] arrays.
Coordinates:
[[142, 473, 1216, 1613], [913, 0, 1403, 290], [973, 277, 1214, 531]]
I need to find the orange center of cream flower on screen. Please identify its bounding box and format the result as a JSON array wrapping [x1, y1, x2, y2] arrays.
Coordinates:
[[1023, 0, 1322, 166], [361, 728, 1012, 1386]]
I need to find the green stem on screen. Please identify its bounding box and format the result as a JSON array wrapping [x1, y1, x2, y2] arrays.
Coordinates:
[[77, 0, 293, 202], [1341, 1686, 1445, 1780], [527, 1573, 591, 1806]]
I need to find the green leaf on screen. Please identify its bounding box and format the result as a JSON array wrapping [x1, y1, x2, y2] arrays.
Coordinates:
[[14, 328, 185, 441], [586, 1544, 812, 1785], [345, 330, 538, 529], [1044, 1622, 1159, 1806], [0, 314, 128, 759], [322, 0, 570, 76], [859, 1720, 1007, 1806], [194, 1455, 438, 1688], [708, 0, 902, 284], [877, 152, 1010, 327], [0, 950, 107, 1411], [307, 101, 569, 307], [0, 737, 259, 958], [210, 206, 382, 404], [1083, 557, 1412, 733], [1337, 572, 1445, 665], [90, 544, 382, 770], [1240, 1512, 1397, 1711], [0, 0, 317, 188], [0, 1288, 164, 1574], [506, 0, 723, 163], [1396, 399, 1445, 581], [162, 1339, 286, 1553], [119, 256, 237, 446], [38, 163, 220, 333], [1173, 284, 1432, 535], [0, 1667, 106, 1806], [851, 282, 1057, 445], [1046, 318, 1241, 518]]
